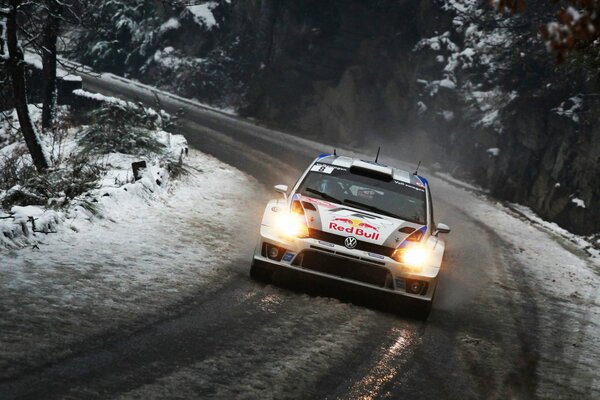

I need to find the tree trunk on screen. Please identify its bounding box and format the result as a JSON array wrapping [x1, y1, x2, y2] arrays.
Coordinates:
[[5, 0, 49, 172], [41, 0, 61, 130]]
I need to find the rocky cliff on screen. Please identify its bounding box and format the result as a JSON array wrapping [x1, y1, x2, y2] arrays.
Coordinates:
[[70, 0, 599, 236]]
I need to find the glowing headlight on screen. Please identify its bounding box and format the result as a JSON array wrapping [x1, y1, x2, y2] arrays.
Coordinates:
[[401, 246, 428, 267], [276, 213, 309, 238]]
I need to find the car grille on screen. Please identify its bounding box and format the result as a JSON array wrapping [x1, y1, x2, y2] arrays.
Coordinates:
[[308, 228, 396, 258], [298, 250, 390, 287]]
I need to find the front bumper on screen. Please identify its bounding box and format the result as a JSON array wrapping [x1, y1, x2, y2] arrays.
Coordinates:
[[254, 225, 439, 301]]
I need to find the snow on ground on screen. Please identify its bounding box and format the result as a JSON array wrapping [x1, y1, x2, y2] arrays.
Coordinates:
[[23, 52, 82, 82], [433, 171, 488, 193], [0, 98, 265, 376], [0, 102, 186, 248], [0, 149, 264, 378], [423, 172, 600, 396], [71, 89, 129, 106], [510, 204, 598, 259], [59, 56, 238, 116], [432, 169, 598, 260]]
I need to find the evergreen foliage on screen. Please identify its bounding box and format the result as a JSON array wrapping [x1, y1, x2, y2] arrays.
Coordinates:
[[78, 102, 166, 155], [0, 151, 103, 209]]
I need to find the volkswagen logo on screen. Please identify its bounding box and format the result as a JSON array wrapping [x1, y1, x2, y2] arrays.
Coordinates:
[[344, 236, 358, 249]]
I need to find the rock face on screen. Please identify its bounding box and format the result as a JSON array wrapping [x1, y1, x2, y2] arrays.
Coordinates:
[[70, 0, 599, 235]]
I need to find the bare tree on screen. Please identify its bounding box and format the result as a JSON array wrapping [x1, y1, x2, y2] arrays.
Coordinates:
[[41, 0, 62, 130], [0, 0, 50, 172]]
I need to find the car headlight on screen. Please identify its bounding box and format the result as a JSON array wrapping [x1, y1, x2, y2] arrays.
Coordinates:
[[277, 213, 309, 238], [392, 245, 428, 268], [402, 246, 428, 266]]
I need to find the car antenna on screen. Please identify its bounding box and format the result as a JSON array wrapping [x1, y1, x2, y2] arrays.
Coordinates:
[[374, 146, 381, 163], [414, 160, 421, 175]]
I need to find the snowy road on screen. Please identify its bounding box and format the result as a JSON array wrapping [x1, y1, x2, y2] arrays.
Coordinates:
[[1, 71, 599, 399]]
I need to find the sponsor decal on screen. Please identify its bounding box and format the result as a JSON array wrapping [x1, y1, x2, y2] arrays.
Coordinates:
[[282, 252, 295, 262], [311, 163, 347, 174], [367, 252, 385, 260], [299, 195, 336, 209], [395, 278, 406, 289], [318, 240, 335, 247], [329, 221, 380, 240], [311, 164, 335, 174], [357, 189, 376, 199], [393, 180, 425, 193], [332, 217, 380, 232], [396, 225, 427, 248]]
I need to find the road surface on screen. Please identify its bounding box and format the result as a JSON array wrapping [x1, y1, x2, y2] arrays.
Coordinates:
[[1, 70, 598, 399]]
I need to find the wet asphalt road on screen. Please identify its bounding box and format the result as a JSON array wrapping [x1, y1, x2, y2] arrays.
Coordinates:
[[0, 71, 596, 399]]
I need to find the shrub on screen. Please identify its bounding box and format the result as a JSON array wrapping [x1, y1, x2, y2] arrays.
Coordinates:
[[1, 153, 104, 209], [78, 102, 166, 155]]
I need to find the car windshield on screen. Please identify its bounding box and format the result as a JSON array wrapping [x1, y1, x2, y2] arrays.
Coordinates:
[[296, 165, 427, 224]]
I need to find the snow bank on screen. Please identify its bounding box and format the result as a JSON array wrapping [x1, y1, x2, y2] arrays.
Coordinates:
[[72, 89, 129, 107], [0, 101, 187, 249], [433, 170, 598, 259], [23, 51, 82, 82]]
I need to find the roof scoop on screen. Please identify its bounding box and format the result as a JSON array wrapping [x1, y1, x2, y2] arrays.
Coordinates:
[[350, 160, 394, 181]]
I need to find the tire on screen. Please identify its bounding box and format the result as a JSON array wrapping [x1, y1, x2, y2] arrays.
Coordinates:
[[415, 299, 433, 321], [414, 290, 435, 321], [250, 261, 273, 283]]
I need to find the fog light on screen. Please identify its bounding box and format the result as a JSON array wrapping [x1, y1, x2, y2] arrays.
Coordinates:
[[407, 280, 425, 294], [268, 245, 280, 260]]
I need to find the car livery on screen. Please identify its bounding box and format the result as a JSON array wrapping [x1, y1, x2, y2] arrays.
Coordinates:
[[250, 154, 451, 319]]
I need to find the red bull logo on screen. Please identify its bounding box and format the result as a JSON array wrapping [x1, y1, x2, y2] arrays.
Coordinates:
[[329, 218, 380, 240], [358, 222, 379, 231], [300, 195, 335, 209]]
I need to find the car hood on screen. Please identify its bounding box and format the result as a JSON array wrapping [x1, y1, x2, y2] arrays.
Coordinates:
[[296, 195, 425, 248]]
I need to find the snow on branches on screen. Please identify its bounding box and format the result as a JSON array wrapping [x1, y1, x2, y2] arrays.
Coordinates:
[[494, 0, 600, 62]]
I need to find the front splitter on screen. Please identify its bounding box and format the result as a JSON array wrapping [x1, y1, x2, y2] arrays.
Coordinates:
[[250, 258, 432, 319]]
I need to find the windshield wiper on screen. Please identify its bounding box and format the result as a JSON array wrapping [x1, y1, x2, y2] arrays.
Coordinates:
[[304, 188, 342, 204], [343, 199, 405, 221]]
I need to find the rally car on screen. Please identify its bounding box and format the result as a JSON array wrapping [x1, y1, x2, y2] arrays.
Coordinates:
[[250, 154, 450, 319]]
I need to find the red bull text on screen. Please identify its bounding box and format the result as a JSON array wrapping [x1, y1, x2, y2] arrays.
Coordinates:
[[329, 219, 380, 240]]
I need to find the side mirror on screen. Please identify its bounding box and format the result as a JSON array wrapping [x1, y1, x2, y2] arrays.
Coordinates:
[[435, 222, 451, 235], [274, 184, 288, 200]]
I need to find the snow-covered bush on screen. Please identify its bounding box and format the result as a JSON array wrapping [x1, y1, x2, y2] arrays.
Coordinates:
[[1, 151, 103, 210], [78, 102, 167, 155], [0, 99, 189, 248]]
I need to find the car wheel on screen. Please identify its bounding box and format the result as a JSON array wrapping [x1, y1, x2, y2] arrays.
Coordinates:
[[414, 289, 436, 321], [415, 299, 433, 321]]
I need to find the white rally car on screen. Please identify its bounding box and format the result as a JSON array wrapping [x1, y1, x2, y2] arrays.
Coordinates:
[[250, 154, 450, 319]]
